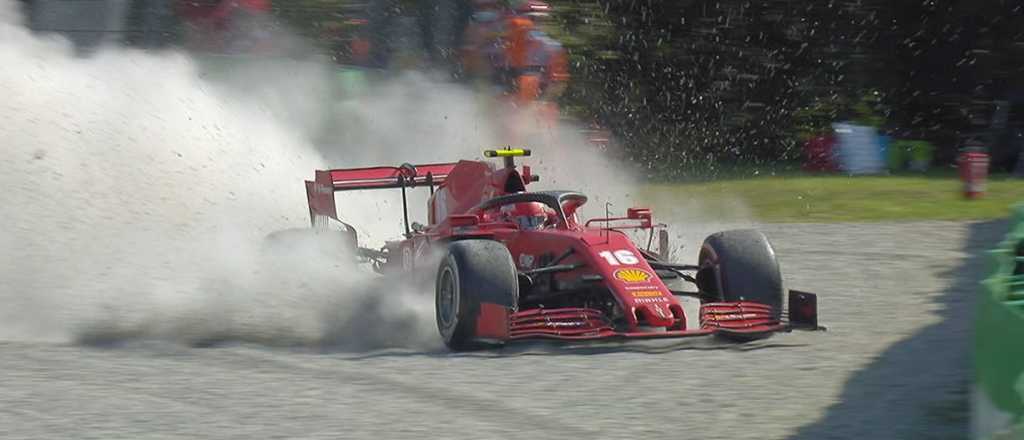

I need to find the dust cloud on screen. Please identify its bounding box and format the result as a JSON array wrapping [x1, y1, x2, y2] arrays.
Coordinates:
[[0, 0, 749, 350], [0, 1, 437, 350]]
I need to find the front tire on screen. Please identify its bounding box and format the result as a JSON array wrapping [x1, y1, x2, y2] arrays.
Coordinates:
[[435, 240, 518, 350], [697, 229, 784, 315]]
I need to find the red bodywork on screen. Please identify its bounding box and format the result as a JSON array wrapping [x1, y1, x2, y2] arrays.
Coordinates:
[[305, 156, 809, 342]]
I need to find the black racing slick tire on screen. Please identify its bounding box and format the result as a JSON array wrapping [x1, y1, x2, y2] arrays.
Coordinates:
[[698, 229, 784, 316], [435, 240, 519, 351]]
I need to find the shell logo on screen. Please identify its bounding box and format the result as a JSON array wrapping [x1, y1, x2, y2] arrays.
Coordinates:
[[614, 268, 652, 283]]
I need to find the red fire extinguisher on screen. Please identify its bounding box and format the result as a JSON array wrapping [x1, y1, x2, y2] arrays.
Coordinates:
[[958, 150, 990, 199]]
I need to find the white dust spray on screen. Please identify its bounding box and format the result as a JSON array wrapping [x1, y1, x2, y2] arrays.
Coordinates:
[[0, 1, 437, 349], [0, 0, 751, 349]]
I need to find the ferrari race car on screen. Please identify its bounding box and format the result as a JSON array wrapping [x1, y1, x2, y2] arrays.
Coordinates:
[[303, 149, 822, 350]]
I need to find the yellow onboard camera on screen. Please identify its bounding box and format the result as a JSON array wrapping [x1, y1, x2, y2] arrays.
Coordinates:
[[484, 148, 531, 167], [483, 148, 531, 158]]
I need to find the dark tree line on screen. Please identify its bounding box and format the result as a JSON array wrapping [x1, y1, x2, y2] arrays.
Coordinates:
[[549, 0, 1024, 173]]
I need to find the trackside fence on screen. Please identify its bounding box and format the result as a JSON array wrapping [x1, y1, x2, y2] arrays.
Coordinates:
[[974, 203, 1024, 439]]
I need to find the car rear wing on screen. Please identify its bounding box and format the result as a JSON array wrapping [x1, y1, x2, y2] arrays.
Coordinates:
[[305, 162, 457, 230]]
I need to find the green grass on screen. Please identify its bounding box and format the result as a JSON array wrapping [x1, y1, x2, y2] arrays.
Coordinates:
[[640, 171, 1024, 223]]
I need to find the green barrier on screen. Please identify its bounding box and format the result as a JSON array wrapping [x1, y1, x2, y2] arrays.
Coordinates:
[[888, 139, 935, 172], [974, 203, 1024, 439]]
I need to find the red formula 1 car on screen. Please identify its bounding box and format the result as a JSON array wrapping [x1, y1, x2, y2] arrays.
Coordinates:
[[304, 149, 821, 350]]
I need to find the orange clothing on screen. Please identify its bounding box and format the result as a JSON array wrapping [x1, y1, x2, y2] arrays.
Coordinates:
[[514, 74, 542, 105], [542, 45, 569, 99], [547, 47, 569, 83], [504, 16, 535, 69]]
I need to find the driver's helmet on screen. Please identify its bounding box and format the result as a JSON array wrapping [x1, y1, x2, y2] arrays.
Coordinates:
[[500, 202, 554, 229]]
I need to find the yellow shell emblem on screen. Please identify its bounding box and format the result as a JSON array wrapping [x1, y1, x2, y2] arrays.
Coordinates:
[[614, 268, 652, 283]]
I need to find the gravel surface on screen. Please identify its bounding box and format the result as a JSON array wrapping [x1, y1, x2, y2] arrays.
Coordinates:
[[0, 221, 1006, 440]]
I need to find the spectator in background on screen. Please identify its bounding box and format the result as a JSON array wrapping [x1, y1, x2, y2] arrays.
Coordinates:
[[503, 0, 540, 104], [541, 34, 569, 99], [461, 0, 508, 86], [176, 0, 271, 54], [504, 0, 567, 106]]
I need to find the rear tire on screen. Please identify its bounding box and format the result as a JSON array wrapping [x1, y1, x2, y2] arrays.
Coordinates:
[[436, 240, 518, 351], [697, 229, 784, 315]]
